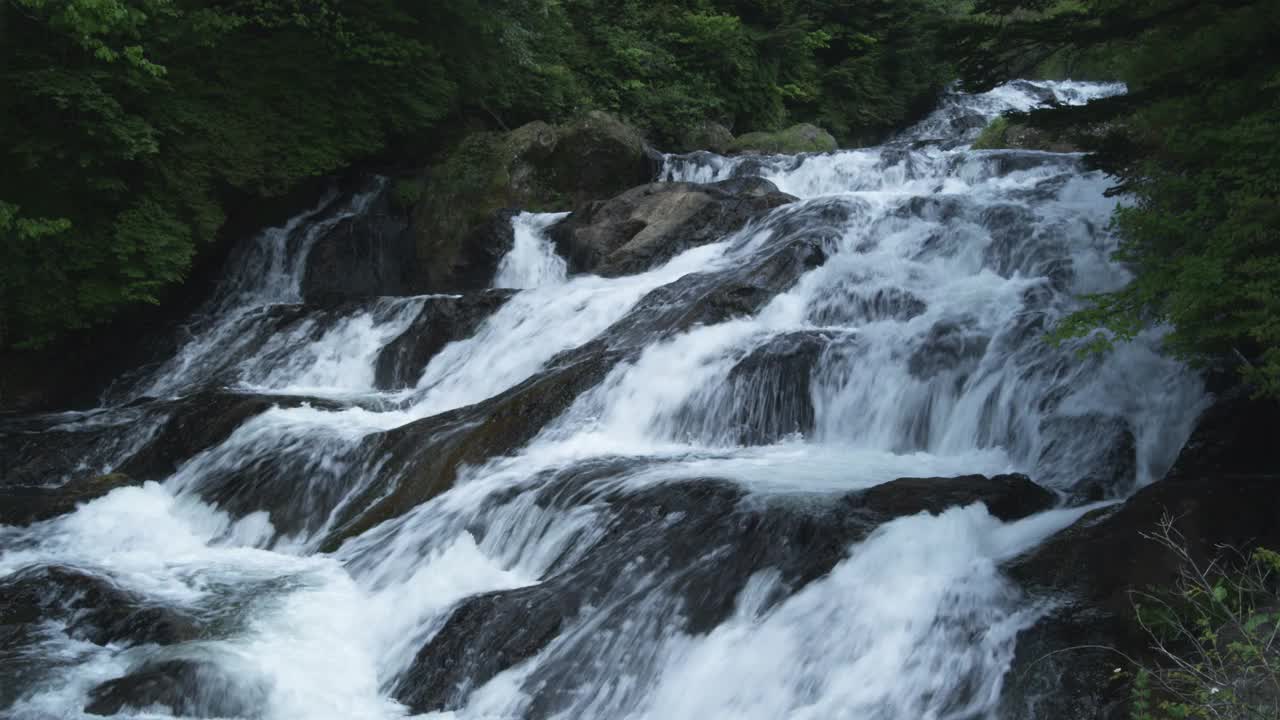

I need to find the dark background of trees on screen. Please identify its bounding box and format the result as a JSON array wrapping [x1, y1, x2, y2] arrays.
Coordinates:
[[2, 0, 1276, 395]]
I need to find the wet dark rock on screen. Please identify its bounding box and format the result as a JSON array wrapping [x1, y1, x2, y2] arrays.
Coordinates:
[[1036, 414, 1137, 502], [423, 208, 521, 294], [396, 471, 1053, 715], [85, 659, 267, 718], [118, 391, 343, 482], [0, 566, 199, 647], [908, 318, 991, 379], [671, 331, 835, 445], [1001, 388, 1280, 720], [323, 345, 629, 550], [549, 178, 795, 277], [0, 472, 138, 527], [809, 286, 928, 326], [856, 473, 1054, 523], [301, 180, 419, 302], [412, 113, 657, 293], [893, 195, 968, 224], [374, 290, 517, 390]]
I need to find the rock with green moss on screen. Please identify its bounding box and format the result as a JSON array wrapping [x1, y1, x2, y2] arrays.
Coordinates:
[[971, 115, 1088, 153], [727, 123, 838, 155], [675, 120, 735, 154], [409, 112, 659, 292]]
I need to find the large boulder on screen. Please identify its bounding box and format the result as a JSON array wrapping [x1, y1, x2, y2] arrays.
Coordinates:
[[410, 113, 659, 292], [674, 120, 735, 154], [301, 179, 419, 302], [1000, 387, 1280, 720], [374, 289, 517, 390], [395, 471, 1053, 715], [549, 177, 796, 277], [728, 123, 838, 155]]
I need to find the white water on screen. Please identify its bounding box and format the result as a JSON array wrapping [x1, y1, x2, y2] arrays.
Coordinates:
[[494, 212, 571, 290], [1, 81, 1205, 720]]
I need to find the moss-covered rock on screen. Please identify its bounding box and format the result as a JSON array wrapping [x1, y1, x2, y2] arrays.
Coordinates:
[[409, 112, 659, 292], [674, 120, 735, 154], [727, 123, 837, 155], [971, 115, 1090, 153]]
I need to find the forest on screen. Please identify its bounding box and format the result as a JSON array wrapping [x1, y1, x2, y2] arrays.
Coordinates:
[[1, 0, 1277, 395]]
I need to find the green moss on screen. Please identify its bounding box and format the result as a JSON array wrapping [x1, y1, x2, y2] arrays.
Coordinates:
[[971, 116, 1011, 150], [728, 123, 838, 154], [391, 178, 426, 211]]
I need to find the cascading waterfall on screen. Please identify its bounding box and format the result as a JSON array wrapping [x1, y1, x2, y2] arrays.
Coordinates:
[[1, 80, 1207, 720], [494, 212, 571, 290]]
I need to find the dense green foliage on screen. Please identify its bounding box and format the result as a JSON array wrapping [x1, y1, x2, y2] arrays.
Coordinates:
[[957, 0, 1280, 395], [0, 0, 959, 349]]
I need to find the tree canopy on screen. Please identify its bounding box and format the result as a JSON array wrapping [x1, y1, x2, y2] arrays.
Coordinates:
[[0, 0, 959, 350]]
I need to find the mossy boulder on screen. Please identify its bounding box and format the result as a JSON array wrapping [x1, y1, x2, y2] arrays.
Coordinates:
[[408, 112, 658, 292], [727, 123, 837, 155], [971, 115, 1112, 153], [674, 120, 735, 154]]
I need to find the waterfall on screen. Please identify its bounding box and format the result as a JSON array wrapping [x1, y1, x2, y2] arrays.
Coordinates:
[[494, 212, 571, 290], [0, 80, 1205, 720]]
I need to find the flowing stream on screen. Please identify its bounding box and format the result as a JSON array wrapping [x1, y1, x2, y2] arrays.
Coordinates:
[[1, 80, 1207, 720]]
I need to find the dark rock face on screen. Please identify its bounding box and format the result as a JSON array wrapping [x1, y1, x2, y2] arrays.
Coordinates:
[[1037, 414, 1137, 502], [669, 330, 834, 445], [0, 472, 137, 528], [1001, 388, 1280, 720], [908, 318, 991, 380], [0, 565, 199, 648], [395, 471, 1053, 715], [374, 290, 517, 390], [549, 177, 796, 277], [411, 113, 658, 293], [117, 391, 343, 482], [418, 208, 520, 294], [85, 659, 267, 718], [0, 391, 344, 529], [301, 181, 419, 302], [323, 344, 629, 549]]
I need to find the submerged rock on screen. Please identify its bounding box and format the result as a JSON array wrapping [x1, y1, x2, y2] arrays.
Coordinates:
[[668, 330, 833, 445], [1036, 413, 1137, 502], [85, 658, 267, 718], [549, 177, 795, 277], [396, 471, 1052, 715]]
